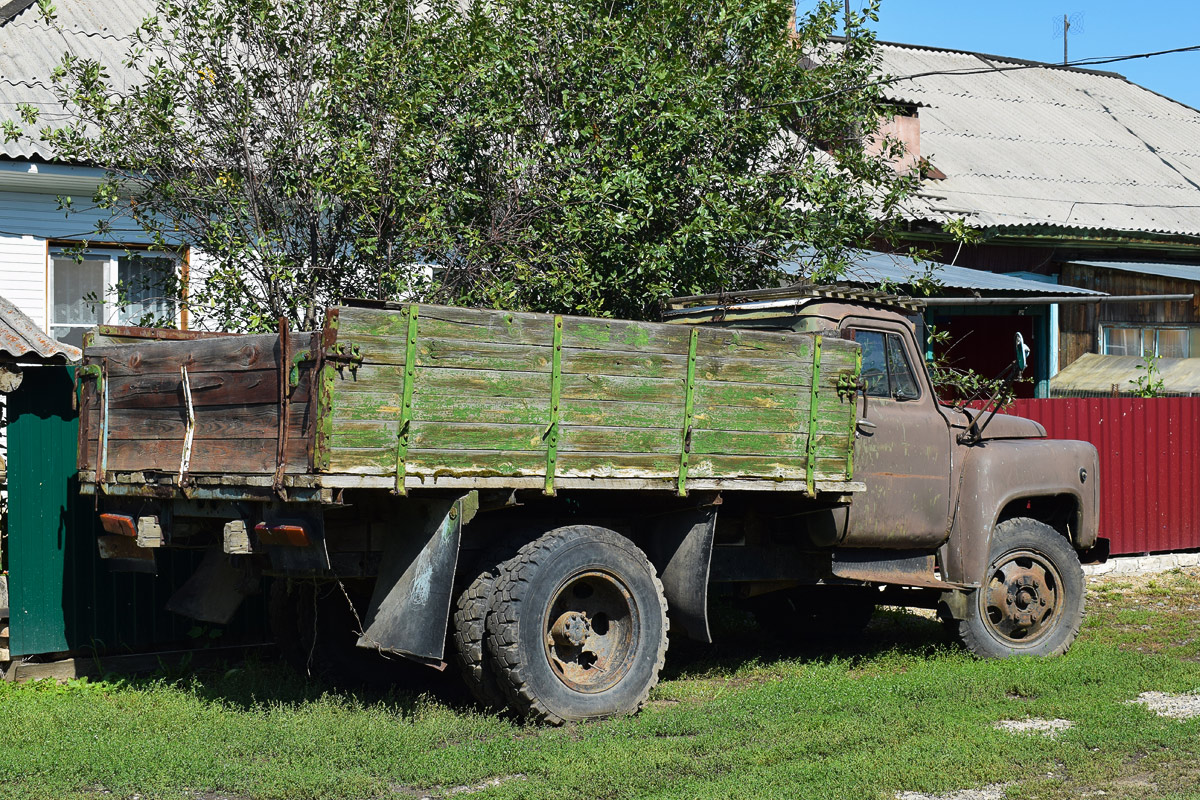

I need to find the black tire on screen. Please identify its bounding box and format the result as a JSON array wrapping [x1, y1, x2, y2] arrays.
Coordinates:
[[750, 585, 876, 641], [955, 517, 1085, 658], [485, 526, 669, 724], [451, 542, 524, 710]]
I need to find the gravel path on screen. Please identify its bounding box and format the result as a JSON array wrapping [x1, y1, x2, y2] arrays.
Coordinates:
[[1133, 691, 1200, 720]]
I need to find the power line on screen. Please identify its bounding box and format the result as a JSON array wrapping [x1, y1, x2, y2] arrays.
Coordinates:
[[753, 43, 1200, 111]]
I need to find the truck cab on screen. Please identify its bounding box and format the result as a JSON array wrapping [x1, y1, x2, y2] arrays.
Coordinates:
[[666, 288, 1100, 659]]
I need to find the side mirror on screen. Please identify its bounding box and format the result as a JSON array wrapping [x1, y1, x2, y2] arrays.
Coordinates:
[[1014, 332, 1030, 374]]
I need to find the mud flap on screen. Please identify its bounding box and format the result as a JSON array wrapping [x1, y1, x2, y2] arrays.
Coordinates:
[[651, 505, 717, 643], [356, 494, 473, 663], [165, 546, 260, 624]]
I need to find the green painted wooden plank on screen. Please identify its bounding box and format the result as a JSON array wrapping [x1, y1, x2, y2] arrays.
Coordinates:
[[560, 373, 686, 404], [412, 368, 551, 399], [678, 328, 698, 496], [559, 426, 682, 454], [693, 356, 814, 387], [559, 399, 684, 430], [561, 317, 691, 354], [408, 449, 548, 477], [545, 316, 563, 495], [690, 405, 806, 434], [333, 423, 549, 453], [556, 451, 680, 476], [419, 340, 553, 373], [561, 348, 688, 380], [689, 430, 807, 457], [806, 335, 823, 496], [333, 333, 408, 366], [394, 304, 419, 495], [693, 381, 805, 410], [694, 327, 809, 358], [687, 455, 805, 479]]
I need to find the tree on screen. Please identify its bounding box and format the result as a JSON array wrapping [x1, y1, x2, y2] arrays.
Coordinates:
[[14, 0, 914, 329]]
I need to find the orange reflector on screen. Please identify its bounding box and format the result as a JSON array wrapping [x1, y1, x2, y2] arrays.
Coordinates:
[[99, 513, 137, 537], [254, 522, 310, 547]]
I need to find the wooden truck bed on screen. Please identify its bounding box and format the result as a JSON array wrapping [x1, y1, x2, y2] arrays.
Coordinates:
[[78, 303, 863, 501]]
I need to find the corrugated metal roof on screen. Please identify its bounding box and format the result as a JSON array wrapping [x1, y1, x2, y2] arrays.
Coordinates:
[[1049, 352, 1200, 396], [0, 294, 81, 362], [782, 248, 1105, 295], [1066, 260, 1200, 283], [878, 42, 1200, 238], [0, 0, 151, 160]]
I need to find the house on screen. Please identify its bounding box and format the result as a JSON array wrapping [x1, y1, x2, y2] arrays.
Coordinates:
[[871, 41, 1200, 393], [0, 0, 179, 349]]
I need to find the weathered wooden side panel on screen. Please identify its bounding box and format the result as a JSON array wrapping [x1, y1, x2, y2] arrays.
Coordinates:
[[328, 304, 860, 493], [80, 333, 317, 478]]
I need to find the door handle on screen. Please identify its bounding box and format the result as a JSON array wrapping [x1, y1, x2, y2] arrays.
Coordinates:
[[856, 418, 877, 433]]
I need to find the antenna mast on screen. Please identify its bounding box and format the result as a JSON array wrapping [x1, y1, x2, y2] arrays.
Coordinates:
[[1063, 13, 1070, 64]]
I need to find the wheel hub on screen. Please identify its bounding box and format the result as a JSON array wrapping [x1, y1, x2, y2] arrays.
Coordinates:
[[542, 570, 640, 694], [550, 611, 591, 647], [983, 550, 1064, 644]]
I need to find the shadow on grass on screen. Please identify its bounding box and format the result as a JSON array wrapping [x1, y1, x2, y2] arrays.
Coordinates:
[[110, 599, 963, 718], [659, 600, 963, 682]]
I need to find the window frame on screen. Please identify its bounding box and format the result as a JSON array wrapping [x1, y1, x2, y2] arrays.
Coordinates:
[[846, 326, 924, 402], [1100, 324, 1192, 359], [48, 246, 183, 343]]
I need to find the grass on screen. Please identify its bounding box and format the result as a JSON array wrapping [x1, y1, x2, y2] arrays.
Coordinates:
[[0, 568, 1197, 800]]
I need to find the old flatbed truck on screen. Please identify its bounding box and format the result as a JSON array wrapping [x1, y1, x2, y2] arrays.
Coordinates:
[[77, 288, 1100, 723]]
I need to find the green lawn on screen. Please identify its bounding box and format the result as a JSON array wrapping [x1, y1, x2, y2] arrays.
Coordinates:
[[1, 569, 1198, 800]]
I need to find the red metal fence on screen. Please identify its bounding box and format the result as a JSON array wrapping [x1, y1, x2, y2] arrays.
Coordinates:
[[1007, 398, 1200, 556]]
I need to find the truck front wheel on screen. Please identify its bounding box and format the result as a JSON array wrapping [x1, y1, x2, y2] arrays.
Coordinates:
[[485, 526, 669, 724], [956, 517, 1085, 658]]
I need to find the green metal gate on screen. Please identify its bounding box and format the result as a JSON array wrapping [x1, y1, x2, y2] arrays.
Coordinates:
[[7, 366, 267, 657]]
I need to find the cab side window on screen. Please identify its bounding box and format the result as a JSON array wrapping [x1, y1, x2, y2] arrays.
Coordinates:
[[849, 329, 921, 400]]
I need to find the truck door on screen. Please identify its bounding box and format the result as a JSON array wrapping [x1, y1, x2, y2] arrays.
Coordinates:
[[840, 320, 953, 549]]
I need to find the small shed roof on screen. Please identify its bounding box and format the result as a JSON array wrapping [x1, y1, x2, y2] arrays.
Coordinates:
[[0, 294, 81, 363], [1050, 352, 1200, 397], [782, 248, 1105, 297], [877, 42, 1200, 238], [1065, 260, 1200, 283]]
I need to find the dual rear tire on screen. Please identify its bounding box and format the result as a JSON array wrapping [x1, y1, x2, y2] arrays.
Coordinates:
[[452, 525, 669, 724]]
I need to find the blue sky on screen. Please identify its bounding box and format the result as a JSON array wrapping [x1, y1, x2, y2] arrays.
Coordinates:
[[799, 1, 1200, 109]]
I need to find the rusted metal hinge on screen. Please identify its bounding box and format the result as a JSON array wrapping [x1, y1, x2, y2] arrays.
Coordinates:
[[324, 342, 363, 378], [288, 348, 316, 388]]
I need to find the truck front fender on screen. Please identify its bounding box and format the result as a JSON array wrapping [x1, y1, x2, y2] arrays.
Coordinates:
[[942, 439, 1099, 586]]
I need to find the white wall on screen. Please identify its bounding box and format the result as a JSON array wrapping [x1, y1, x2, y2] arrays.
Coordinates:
[[0, 234, 47, 329], [0, 172, 167, 337]]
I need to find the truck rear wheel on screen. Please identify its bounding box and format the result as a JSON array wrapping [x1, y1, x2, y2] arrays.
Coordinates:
[[485, 526, 669, 724], [956, 517, 1085, 658], [451, 541, 525, 710]]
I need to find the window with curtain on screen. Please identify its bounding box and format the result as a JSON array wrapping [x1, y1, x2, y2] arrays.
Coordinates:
[[50, 249, 180, 347]]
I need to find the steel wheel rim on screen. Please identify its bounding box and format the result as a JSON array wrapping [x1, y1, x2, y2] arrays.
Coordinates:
[[980, 548, 1065, 645], [542, 569, 640, 694]]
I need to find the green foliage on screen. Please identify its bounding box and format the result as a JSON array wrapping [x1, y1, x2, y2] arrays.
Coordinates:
[[15, 0, 915, 329], [925, 324, 1025, 407], [1131, 352, 1166, 397]]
